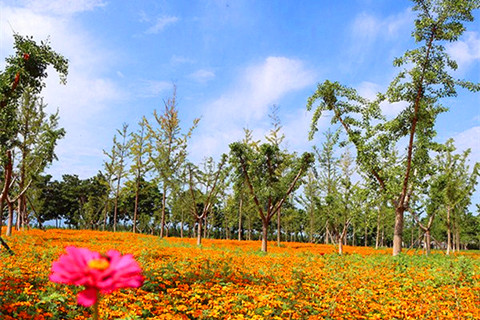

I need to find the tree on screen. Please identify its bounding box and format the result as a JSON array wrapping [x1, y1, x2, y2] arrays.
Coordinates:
[[145, 85, 199, 238], [188, 155, 227, 246], [265, 105, 287, 246], [307, 0, 480, 255], [296, 168, 320, 243], [13, 89, 65, 231], [434, 140, 479, 254], [230, 141, 313, 252], [128, 118, 151, 233], [0, 34, 67, 240], [103, 123, 130, 232], [314, 129, 341, 245], [118, 178, 162, 234]]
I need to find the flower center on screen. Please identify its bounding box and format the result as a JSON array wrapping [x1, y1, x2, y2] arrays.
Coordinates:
[[88, 258, 110, 271]]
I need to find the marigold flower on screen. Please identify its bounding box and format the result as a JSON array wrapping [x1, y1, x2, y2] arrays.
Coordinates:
[[49, 246, 143, 307]]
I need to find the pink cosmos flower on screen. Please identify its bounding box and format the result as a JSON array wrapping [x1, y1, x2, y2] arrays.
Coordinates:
[[49, 246, 143, 307]]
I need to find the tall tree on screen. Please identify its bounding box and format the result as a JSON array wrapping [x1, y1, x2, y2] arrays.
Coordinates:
[[128, 118, 151, 233], [0, 34, 67, 240], [14, 89, 65, 231], [435, 140, 479, 254], [104, 123, 130, 232], [314, 129, 342, 245], [188, 155, 227, 246], [145, 85, 199, 238], [296, 168, 320, 243], [230, 142, 313, 252], [307, 0, 480, 255], [265, 105, 287, 245]]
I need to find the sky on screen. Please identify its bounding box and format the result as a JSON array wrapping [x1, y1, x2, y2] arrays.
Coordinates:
[[0, 0, 479, 207]]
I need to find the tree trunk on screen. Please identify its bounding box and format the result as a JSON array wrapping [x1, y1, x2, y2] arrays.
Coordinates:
[[375, 206, 381, 249], [455, 223, 460, 252], [309, 207, 314, 243], [238, 198, 243, 241], [411, 223, 414, 248], [6, 202, 14, 236], [180, 210, 184, 238], [133, 179, 140, 234], [196, 218, 202, 246], [425, 229, 431, 255], [261, 219, 268, 252], [392, 206, 405, 256], [364, 220, 368, 247], [381, 227, 385, 247], [277, 208, 281, 246], [446, 206, 452, 255], [352, 226, 355, 246], [113, 182, 120, 232], [203, 214, 208, 238], [160, 184, 167, 238], [102, 199, 109, 231], [325, 224, 330, 244]]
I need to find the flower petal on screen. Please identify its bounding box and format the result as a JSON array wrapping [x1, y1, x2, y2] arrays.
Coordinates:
[[77, 288, 98, 307]]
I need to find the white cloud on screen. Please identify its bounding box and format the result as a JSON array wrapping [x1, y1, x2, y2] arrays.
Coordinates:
[[352, 13, 379, 44], [356, 81, 407, 118], [189, 56, 316, 163], [170, 55, 195, 65], [135, 80, 172, 98], [19, 0, 106, 16], [1, 2, 123, 179], [283, 108, 323, 153], [348, 8, 413, 66], [189, 69, 215, 83], [452, 126, 480, 209], [453, 126, 480, 164], [145, 16, 179, 34], [356, 81, 381, 100], [447, 32, 480, 69], [351, 8, 412, 43]]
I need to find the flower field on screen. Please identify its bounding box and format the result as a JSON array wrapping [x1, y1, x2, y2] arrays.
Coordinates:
[[1, 229, 480, 319]]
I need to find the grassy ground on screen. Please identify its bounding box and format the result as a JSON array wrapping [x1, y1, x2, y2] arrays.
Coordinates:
[[1, 228, 480, 319]]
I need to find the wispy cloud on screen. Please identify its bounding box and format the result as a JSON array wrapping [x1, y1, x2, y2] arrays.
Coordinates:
[[453, 126, 480, 164], [145, 16, 179, 34], [19, 0, 106, 15], [447, 32, 480, 70], [189, 69, 215, 83], [347, 8, 413, 67], [356, 81, 408, 118], [170, 55, 195, 66], [189, 56, 316, 163], [135, 80, 172, 97], [351, 8, 413, 42]]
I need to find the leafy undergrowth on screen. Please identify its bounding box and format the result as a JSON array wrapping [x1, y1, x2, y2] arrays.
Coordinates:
[[1, 228, 480, 319]]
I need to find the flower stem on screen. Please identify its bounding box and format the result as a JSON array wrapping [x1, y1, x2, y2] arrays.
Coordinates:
[[93, 291, 100, 320]]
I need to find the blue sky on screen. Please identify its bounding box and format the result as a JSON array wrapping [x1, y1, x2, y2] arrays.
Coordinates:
[[1, 0, 479, 206]]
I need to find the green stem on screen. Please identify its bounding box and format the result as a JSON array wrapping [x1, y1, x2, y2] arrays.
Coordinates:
[[93, 291, 100, 320]]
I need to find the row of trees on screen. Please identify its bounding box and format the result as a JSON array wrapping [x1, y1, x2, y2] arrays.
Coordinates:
[[17, 119, 480, 255], [1, 0, 479, 255]]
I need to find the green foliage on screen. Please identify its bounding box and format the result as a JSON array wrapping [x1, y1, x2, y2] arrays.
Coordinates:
[[306, 0, 480, 254], [0, 34, 68, 163]]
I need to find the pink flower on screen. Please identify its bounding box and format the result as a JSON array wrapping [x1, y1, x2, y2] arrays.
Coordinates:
[[49, 246, 143, 307]]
